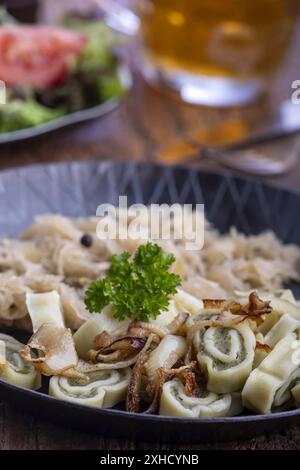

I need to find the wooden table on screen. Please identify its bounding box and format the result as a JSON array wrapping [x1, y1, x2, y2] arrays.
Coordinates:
[[1, 3, 300, 451]]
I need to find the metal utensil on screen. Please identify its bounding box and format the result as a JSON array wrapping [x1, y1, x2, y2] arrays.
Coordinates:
[[203, 140, 300, 176], [159, 100, 300, 175]]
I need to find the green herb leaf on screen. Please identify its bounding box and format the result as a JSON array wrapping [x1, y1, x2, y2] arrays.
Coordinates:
[[84, 242, 181, 322], [0, 98, 65, 133]]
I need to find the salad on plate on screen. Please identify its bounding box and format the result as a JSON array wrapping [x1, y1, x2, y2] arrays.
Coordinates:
[[0, 19, 129, 134]]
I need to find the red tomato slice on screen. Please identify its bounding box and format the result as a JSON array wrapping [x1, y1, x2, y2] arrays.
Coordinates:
[[0, 25, 87, 88]]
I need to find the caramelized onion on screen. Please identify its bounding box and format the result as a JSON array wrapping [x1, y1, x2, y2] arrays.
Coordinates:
[[167, 312, 189, 335], [94, 331, 113, 350], [128, 320, 169, 339], [20, 323, 78, 377], [256, 341, 272, 353], [127, 312, 190, 340], [145, 362, 197, 414], [243, 292, 272, 317], [204, 292, 272, 320], [75, 334, 156, 372], [126, 348, 151, 413], [203, 299, 235, 309], [89, 336, 147, 363], [145, 335, 187, 392]]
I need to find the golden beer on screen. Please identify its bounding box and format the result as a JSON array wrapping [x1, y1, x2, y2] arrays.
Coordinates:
[[140, 0, 298, 80]]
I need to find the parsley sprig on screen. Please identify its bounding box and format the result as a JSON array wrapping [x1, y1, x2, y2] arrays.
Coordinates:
[[84, 242, 181, 322]]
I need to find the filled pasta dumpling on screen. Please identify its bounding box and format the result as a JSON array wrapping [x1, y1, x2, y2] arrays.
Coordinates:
[[0, 333, 41, 390], [159, 379, 242, 418], [73, 305, 130, 359], [264, 314, 300, 348], [242, 333, 300, 413], [194, 322, 256, 393], [49, 368, 130, 408], [234, 290, 300, 335]]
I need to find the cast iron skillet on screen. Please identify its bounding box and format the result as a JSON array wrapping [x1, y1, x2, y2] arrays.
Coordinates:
[[0, 160, 300, 443]]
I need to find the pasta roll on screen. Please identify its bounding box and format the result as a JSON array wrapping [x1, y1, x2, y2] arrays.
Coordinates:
[[159, 379, 242, 418], [270, 299, 300, 320], [153, 290, 203, 327], [194, 322, 256, 393], [264, 314, 300, 348], [253, 333, 269, 368], [0, 333, 41, 389], [73, 305, 130, 359], [242, 334, 300, 413], [277, 290, 297, 304], [291, 383, 300, 406], [253, 349, 268, 369], [173, 289, 203, 316], [49, 368, 130, 408], [26, 291, 65, 332], [153, 299, 180, 327], [146, 335, 187, 387], [258, 311, 281, 336]]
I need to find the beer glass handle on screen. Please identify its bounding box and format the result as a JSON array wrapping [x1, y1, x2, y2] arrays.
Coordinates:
[[93, 0, 140, 35]]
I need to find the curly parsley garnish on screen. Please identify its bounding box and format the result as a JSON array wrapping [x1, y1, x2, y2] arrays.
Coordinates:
[[84, 242, 181, 322]]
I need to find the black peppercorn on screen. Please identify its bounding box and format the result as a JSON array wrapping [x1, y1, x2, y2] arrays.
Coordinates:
[[80, 233, 93, 248]]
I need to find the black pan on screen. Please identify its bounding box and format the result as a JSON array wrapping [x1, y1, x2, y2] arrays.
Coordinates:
[[0, 160, 300, 443]]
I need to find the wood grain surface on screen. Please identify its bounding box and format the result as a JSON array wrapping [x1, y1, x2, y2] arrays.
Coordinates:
[[0, 0, 300, 450]]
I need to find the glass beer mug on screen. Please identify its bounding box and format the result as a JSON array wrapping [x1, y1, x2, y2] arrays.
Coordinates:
[[97, 0, 299, 106]]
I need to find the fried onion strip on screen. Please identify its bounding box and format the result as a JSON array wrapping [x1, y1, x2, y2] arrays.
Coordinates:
[[20, 323, 78, 377], [75, 334, 156, 372], [145, 362, 197, 415], [126, 349, 151, 413]]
